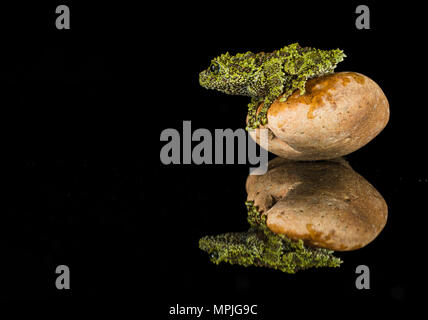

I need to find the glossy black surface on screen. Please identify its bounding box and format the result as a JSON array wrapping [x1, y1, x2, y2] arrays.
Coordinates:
[[0, 0, 423, 311]]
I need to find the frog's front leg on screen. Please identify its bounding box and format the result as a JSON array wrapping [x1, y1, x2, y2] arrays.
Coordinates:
[[246, 97, 263, 131], [254, 58, 285, 127], [256, 76, 284, 127]]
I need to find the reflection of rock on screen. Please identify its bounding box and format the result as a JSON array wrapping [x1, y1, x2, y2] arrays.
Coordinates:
[[199, 157, 387, 272], [246, 157, 388, 251], [199, 201, 342, 273], [248, 72, 390, 160]]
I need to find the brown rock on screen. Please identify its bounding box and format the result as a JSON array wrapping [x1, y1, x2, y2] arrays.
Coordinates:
[[246, 157, 388, 251], [248, 72, 389, 160]]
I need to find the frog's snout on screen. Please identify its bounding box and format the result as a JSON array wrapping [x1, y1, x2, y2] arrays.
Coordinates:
[[199, 70, 209, 87]]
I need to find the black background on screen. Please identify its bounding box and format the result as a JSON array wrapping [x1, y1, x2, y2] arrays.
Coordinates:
[[0, 0, 425, 313]]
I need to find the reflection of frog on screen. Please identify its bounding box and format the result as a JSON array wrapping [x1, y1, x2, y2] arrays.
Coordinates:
[[199, 201, 342, 273], [199, 43, 345, 130]]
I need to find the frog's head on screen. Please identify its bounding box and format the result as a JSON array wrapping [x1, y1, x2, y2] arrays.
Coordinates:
[[199, 52, 254, 96]]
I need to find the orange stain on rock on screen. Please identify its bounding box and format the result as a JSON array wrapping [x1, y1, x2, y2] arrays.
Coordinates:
[[344, 72, 365, 84], [263, 72, 366, 120], [305, 223, 337, 248]]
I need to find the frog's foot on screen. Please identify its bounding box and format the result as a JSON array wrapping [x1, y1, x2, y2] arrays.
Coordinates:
[[256, 105, 269, 126], [294, 77, 307, 96], [255, 95, 278, 126], [279, 91, 293, 102], [279, 77, 307, 102], [246, 109, 259, 131]]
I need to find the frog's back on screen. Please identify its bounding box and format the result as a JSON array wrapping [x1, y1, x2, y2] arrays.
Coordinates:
[[274, 43, 345, 77]]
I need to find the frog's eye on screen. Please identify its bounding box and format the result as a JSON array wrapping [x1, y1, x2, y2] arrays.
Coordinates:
[[209, 62, 220, 74], [210, 252, 219, 259]]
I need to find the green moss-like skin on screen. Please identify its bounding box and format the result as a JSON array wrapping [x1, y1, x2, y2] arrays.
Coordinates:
[[199, 201, 342, 273], [199, 43, 345, 130]]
